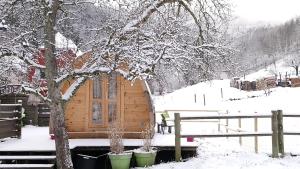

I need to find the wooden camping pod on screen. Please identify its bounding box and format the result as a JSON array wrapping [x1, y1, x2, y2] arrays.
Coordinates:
[[61, 73, 154, 139]]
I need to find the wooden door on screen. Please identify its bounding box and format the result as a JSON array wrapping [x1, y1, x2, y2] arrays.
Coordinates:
[[89, 73, 119, 129]]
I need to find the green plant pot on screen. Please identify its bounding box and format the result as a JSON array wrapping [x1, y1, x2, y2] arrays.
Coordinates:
[[109, 152, 132, 169], [134, 150, 157, 167]]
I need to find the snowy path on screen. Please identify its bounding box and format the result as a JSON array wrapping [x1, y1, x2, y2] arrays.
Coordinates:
[[148, 138, 300, 169]]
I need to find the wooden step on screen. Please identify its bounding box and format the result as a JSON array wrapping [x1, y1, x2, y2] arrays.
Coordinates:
[[0, 155, 56, 160], [0, 164, 54, 169]]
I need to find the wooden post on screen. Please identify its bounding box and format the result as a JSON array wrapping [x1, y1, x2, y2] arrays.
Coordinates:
[[218, 118, 221, 132], [175, 113, 181, 162], [238, 111, 242, 145], [221, 88, 223, 99], [16, 103, 22, 139], [271, 110, 279, 158], [194, 94, 197, 103], [279, 73, 282, 83], [203, 94, 206, 106], [277, 110, 284, 157], [254, 117, 258, 153], [226, 110, 229, 139]]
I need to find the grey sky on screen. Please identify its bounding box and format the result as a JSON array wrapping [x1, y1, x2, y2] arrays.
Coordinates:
[[231, 0, 300, 24]]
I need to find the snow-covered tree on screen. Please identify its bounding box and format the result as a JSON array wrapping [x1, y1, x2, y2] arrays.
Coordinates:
[[0, 0, 233, 168]]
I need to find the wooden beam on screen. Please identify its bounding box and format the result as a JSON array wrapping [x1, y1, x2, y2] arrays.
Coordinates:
[[272, 110, 279, 158], [174, 113, 181, 162], [0, 155, 56, 160], [164, 109, 220, 112], [282, 114, 300, 117], [0, 130, 19, 139], [254, 117, 258, 153], [181, 132, 272, 138], [283, 132, 300, 135], [277, 110, 284, 156], [0, 111, 20, 118], [0, 164, 54, 169], [180, 114, 271, 120]]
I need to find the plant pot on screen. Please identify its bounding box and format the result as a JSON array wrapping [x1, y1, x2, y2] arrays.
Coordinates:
[[134, 149, 157, 167], [108, 152, 132, 169], [75, 154, 97, 169]]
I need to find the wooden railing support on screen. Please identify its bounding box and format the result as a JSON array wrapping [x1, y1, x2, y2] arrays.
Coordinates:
[[254, 117, 258, 153], [238, 111, 242, 145], [277, 110, 284, 157], [271, 110, 279, 158], [15, 102, 22, 139], [226, 110, 229, 139], [175, 113, 181, 162]]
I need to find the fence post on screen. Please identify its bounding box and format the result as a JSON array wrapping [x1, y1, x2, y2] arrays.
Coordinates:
[[203, 94, 206, 106], [221, 88, 223, 99], [226, 110, 229, 139], [194, 94, 197, 103], [238, 111, 242, 145], [16, 102, 22, 139], [175, 113, 181, 162], [277, 110, 284, 157], [271, 110, 279, 158], [254, 117, 258, 153]]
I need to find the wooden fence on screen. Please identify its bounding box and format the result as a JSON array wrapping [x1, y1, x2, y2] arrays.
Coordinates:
[[0, 103, 22, 139], [174, 110, 300, 161], [0, 85, 22, 95], [38, 103, 50, 126]]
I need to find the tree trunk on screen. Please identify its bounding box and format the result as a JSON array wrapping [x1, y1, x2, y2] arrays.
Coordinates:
[[296, 66, 298, 76], [44, 1, 73, 169]]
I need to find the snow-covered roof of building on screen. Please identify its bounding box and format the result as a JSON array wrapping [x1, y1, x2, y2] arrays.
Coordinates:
[[40, 32, 82, 56]]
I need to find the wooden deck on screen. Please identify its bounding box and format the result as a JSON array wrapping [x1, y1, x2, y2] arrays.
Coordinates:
[[0, 126, 198, 152]]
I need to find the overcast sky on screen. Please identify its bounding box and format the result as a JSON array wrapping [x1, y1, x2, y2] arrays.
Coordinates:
[[231, 0, 300, 24]]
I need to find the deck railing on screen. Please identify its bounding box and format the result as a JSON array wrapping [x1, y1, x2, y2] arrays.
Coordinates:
[[174, 110, 300, 161], [0, 103, 22, 139]]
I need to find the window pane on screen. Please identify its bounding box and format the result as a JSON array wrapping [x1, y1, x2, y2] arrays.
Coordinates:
[[108, 103, 116, 123], [93, 76, 102, 99], [108, 73, 117, 99], [92, 101, 102, 124]]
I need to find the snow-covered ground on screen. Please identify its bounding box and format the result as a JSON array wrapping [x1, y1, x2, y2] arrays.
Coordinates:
[[150, 61, 300, 169], [149, 139, 300, 169]]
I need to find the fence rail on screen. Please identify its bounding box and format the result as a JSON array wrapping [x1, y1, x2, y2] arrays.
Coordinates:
[[0, 103, 22, 139], [174, 110, 300, 161]]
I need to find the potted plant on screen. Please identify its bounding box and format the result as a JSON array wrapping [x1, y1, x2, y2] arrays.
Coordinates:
[[134, 123, 157, 167], [108, 121, 132, 169]]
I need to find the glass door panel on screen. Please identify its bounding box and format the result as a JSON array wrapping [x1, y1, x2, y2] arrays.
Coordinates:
[[90, 73, 118, 128], [92, 101, 103, 124]]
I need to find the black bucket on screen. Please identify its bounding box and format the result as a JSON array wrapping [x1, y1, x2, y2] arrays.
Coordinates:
[[74, 154, 98, 169]]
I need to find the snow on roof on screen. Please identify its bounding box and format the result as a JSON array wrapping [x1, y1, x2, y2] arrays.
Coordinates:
[[55, 32, 77, 50], [40, 32, 82, 56], [244, 59, 296, 81]]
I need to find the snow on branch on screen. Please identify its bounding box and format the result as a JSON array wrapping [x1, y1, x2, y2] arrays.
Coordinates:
[[121, 0, 174, 34], [0, 48, 45, 69], [20, 55, 46, 69], [55, 66, 128, 85], [21, 85, 51, 102]]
